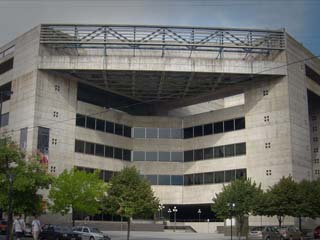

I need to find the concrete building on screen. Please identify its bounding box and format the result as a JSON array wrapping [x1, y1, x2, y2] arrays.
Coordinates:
[[0, 24, 319, 227]]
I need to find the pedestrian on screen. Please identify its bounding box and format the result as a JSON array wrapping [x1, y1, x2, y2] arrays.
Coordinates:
[[31, 216, 41, 240], [13, 215, 25, 240]]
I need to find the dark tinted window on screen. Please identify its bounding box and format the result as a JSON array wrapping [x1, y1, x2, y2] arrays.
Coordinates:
[[214, 171, 224, 183], [235, 117, 245, 130], [171, 175, 183, 185], [86, 117, 96, 130], [184, 127, 193, 139], [0, 113, 9, 127], [184, 150, 194, 162], [171, 152, 183, 162], [76, 114, 86, 127], [204, 172, 214, 184], [105, 121, 114, 133], [204, 147, 213, 159], [0, 82, 12, 102], [224, 144, 235, 157], [184, 174, 194, 185], [236, 169, 247, 179], [95, 144, 105, 157], [115, 124, 123, 136], [204, 123, 213, 135], [194, 125, 203, 137], [194, 149, 204, 161], [146, 152, 158, 161], [194, 173, 203, 185], [159, 128, 170, 138], [96, 119, 105, 132], [224, 119, 234, 132], [214, 122, 223, 134], [146, 128, 158, 138], [0, 58, 13, 75], [85, 142, 95, 154], [75, 140, 85, 153], [159, 152, 170, 162], [236, 143, 246, 155], [123, 125, 132, 138], [225, 170, 236, 182], [133, 151, 145, 161], [105, 146, 114, 158], [158, 175, 170, 185], [214, 146, 224, 158], [123, 149, 131, 161], [146, 175, 158, 185], [114, 148, 123, 159]]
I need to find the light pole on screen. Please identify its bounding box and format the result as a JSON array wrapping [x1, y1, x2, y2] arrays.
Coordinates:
[[158, 204, 165, 220], [173, 206, 178, 232], [6, 172, 15, 240], [228, 203, 236, 240], [167, 208, 172, 222], [197, 209, 202, 222]]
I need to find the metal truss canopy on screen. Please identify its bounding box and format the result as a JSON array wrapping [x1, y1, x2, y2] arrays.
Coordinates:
[[40, 24, 286, 55]]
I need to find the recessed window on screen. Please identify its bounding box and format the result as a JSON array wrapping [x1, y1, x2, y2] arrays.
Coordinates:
[[133, 151, 145, 161], [313, 126, 318, 132], [146, 128, 158, 139], [194, 125, 203, 137], [314, 159, 319, 164], [54, 85, 60, 91], [224, 120, 235, 132], [315, 148, 319, 153], [114, 147, 123, 159], [171, 175, 183, 185], [53, 111, 59, 118], [133, 127, 145, 138], [158, 175, 170, 185], [194, 149, 204, 161], [264, 116, 270, 122], [203, 147, 213, 160], [236, 169, 246, 179], [266, 169, 272, 176], [96, 119, 105, 132], [145, 175, 158, 185], [314, 137, 318, 142], [0, 113, 9, 127], [265, 142, 271, 149], [75, 140, 85, 153], [263, 90, 269, 96], [235, 117, 245, 130], [204, 172, 214, 184], [159, 152, 171, 162], [105, 121, 114, 134], [85, 142, 95, 155], [225, 170, 236, 182], [204, 123, 213, 135], [214, 171, 224, 183], [171, 152, 183, 162], [95, 144, 105, 157], [123, 125, 132, 138], [214, 122, 223, 134], [159, 128, 171, 138], [184, 127, 193, 139], [86, 117, 96, 130], [51, 138, 57, 145], [235, 143, 246, 155], [76, 114, 86, 127], [105, 146, 114, 158], [224, 144, 235, 157], [214, 146, 224, 158], [115, 124, 123, 136], [123, 149, 131, 161], [312, 115, 317, 121], [184, 174, 194, 185], [171, 128, 182, 139], [146, 151, 158, 161], [184, 150, 194, 162], [194, 173, 204, 185], [315, 170, 320, 175]]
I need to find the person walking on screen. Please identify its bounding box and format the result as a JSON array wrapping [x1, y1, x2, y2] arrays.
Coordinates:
[[31, 216, 41, 240], [13, 215, 25, 240]]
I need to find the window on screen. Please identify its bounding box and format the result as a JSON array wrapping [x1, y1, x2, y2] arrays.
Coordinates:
[[105, 146, 114, 158], [171, 128, 182, 139], [194, 173, 203, 185], [264, 116, 270, 122], [313, 126, 318, 132], [263, 90, 269, 96], [235, 117, 245, 130], [115, 124, 123, 136], [204, 147, 213, 159], [95, 144, 105, 157], [0, 58, 13, 75], [224, 119, 235, 132], [85, 142, 95, 155], [194, 125, 203, 137], [133, 128, 145, 138], [225, 170, 236, 182], [236, 169, 246, 179], [133, 151, 145, 161], [184, 174, 194, 185], [314, 159, 319, 164], [96, 119, 105, 132], [54, 85, 60, 91], [146, 152, 158, 161], [312, 115, 317, 121], [0, 113, 9, 127], [146, 175, 158, 185], [214, 146, 224, 158], [265, 142, 271, 149], [171, 152, 183, 162], [159, 152, 171, 162], [114, 148, 123, 159], [204, 172, 214, 184], [123, 125, 132, 138], [76, 114, 86, 127], [20, 127, 28, 150], [266, 169, 272, 176], [184, 127, 193, 139], [37, 127, 49, 154], [146, 128, 158, 138], [204, 123, 213, 135], [171, 175, 183, 185], [53, 111, 59, 118], [314, 137, 318, 142], [315, 148, 319, 153], [235, 143, 246, 155], [214, 171, 224, 183], [159, 128, 170, 138], [305, 65, 320, 86], [105, 121, 114, 133], [158, 175, 170, 185], [184, 150, 194, 162], [75, 140, 85, 153], [194, 149, 204, 161], [224, 144, 235, 157], [86, 117, 96, 130], [51, 138, 57, 145], [214, 122, 223, 134], [123, 149, 131, 161]]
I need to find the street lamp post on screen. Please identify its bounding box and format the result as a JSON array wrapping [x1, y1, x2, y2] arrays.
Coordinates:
[[228, 203, 236, 240], [6, 173, 15, 240], [197, 209, 202, 223], [167, 208, 172, 222], [158, 204, 165, 220], [173, 206, 178, 232]]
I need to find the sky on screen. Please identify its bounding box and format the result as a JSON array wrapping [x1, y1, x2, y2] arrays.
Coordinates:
[[0, 0, 319, 55]]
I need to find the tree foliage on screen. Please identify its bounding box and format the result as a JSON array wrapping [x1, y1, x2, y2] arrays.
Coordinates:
[[48, 168, 107, 225], [102, 167, 159, 240]]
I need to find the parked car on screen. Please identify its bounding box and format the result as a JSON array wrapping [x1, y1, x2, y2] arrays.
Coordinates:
[[277, 226, 303, 240], [249, 226, 282, 240], [0, 220, 7, 234], [39, 224, 81, 240], [24, 223, 33, 237], [314, 226, 320, 239], [73, 226, 110, 240]]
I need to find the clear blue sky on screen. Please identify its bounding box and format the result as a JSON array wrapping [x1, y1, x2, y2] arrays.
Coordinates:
[[0, 0, 319, 55]]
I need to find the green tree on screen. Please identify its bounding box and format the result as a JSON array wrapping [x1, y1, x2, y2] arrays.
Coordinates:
[[48, 168, 107, 226], [211, 179, 262, 239], [102, 167, 159, 240]]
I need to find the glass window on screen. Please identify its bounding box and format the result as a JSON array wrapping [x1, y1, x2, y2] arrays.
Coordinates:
[[115, 124, 123, 136], [193, 125, 203, 137], [225, 144, 235, 157], [236, 143, 246, 155], [96, 119, 105, 132], [123, 125, 132, 138], [194, 149, 204, 161], [184, 127, 193, 139], [235, 117, 245, 130], [214, 122, 223, 134], [133, 151, 145, 161], [225, 170, 236, 182], [133, 128, 145, 138], [204, 147, 213, 160], [146, 152, 158, 161], [145, 175, 158, 185], [224, 119, 235, 132], [76, 114, 86, 127], [204, 172, 214, 184], [236, 169, 247, 179], [159, 152, 171, 162], [85, 142, 95, 155], [184, 150, 194, 162], [204, 123, 213, 135], [114, 147, 123, 160], [214, 146, 224, 158], [105, 146, 114, 158], [171, 152, 183, 162], [194, 173, 204, 185], [86, 117, 96, 130], [75, 140, 85, 153], [171, 128, 182, 139], [171, 175, 183, 185], [214, 171, 225, 183], [1, 113, 9, 127], [105, 121, 114, 134], [146, 128, 158, 139], [95, 144, 105, 157], [158, 175, 171, 185], [184, 174, 194, 185], [159, 128, 171, 138], [123, 149, 131, 161]]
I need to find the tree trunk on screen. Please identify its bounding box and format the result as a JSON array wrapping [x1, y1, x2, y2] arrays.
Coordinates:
[[72, 207, 75, 227], [298, 217, 302, 231], [127, 218, 131, 240], [277, 216, 282, 228]]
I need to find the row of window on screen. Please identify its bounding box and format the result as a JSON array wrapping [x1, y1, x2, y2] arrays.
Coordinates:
[[133, 151, 183, 162], [76, 114, 132, 138], [75, 140, 131, 161]]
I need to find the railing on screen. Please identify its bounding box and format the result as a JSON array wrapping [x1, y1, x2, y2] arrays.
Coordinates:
[[40, 24, 285, 56], [0, 45, 15, 60]]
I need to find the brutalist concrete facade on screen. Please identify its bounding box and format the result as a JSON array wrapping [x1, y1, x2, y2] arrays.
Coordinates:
[[0, 24, 320, 228]]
